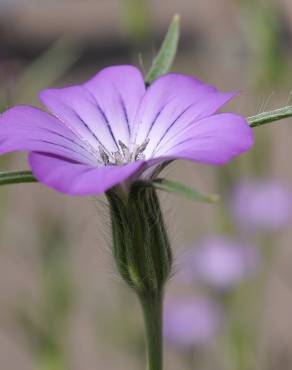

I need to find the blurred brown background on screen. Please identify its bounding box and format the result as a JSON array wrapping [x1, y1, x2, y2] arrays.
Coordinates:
[[1, 1, 292, 369]]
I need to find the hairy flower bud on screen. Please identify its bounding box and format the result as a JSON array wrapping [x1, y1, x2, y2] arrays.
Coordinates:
[[107, 181, 172, 296]]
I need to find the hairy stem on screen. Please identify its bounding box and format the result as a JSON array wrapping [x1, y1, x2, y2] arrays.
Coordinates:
[[139, 293, 163, 370], [247, 105, 292, 128]]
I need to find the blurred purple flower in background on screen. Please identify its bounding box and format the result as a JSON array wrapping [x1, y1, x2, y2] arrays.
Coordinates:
[[163, 297, 221, 348], [231, 179, 292, 232], [180, 236, 259, 291], [0, 65, 253, 195]]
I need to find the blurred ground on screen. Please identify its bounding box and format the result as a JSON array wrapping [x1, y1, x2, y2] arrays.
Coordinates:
[[1, 1, 292, 369]]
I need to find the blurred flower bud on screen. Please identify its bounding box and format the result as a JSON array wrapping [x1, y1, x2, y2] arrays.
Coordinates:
[[180, 236, 259, 291], [231, 178, 292, 232], [163, 297, 221, 348]]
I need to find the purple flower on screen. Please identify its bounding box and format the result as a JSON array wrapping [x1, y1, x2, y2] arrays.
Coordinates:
[[163, 297, 221, 348], [231, 179, 292, 231], [181, 236, 259, 291], [0, 65, 253, 195]]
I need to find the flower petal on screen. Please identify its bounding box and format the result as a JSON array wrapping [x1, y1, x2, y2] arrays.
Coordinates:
[[151, 91, 236, 156], [40, 85, 120, 153], [40, 65, 145, 152], [132, 73, 234, 156], [29, 152, 144, 196], [0, 106, 96, 164], [84, 65, 146, 147], [159, 113, 253, 165]]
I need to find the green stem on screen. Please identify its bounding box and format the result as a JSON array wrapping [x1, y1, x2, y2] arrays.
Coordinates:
[[247, 105, 292, 127], [139, 293, 163, 370], [0, 170, 37, 185]]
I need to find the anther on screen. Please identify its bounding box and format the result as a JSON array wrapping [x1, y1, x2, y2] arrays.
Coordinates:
[[99, 145, 110, 165]]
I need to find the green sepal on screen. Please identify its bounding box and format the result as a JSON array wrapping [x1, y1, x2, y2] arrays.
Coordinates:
[[145, 14, 180, 84], [248, 105, 292, 128], [153, 178, 219, 203], [106, 181, 172, 296]]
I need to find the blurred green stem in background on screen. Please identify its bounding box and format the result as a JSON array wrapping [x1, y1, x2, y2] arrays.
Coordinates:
[[37, 350, 65, 370], [13, 37, 81, 105], [224, 290, 256, 370], [0, 36, 81, 109], [239, 0, 288, 89], [16, 215, 73, 370], [122, 0, 152, 45]]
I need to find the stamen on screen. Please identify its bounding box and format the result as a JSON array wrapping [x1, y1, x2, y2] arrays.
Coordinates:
[[112, 151, 124, 165], [133, 138, 150, 161], [98, 138, 150, 165], [99, 145, 110, 165], [136, 138, 150, 154], [135, 152, 145, 161], [118, 140, 128, 153]]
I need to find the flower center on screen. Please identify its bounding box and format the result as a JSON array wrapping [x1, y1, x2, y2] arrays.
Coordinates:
[[98, 139, 150, 166]]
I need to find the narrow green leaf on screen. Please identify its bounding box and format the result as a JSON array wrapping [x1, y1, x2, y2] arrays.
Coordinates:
[[0, 170, 37, 186], [153, 178, 219, 203], [247, 105, 292, 128], [145, 14, 180, 84]]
